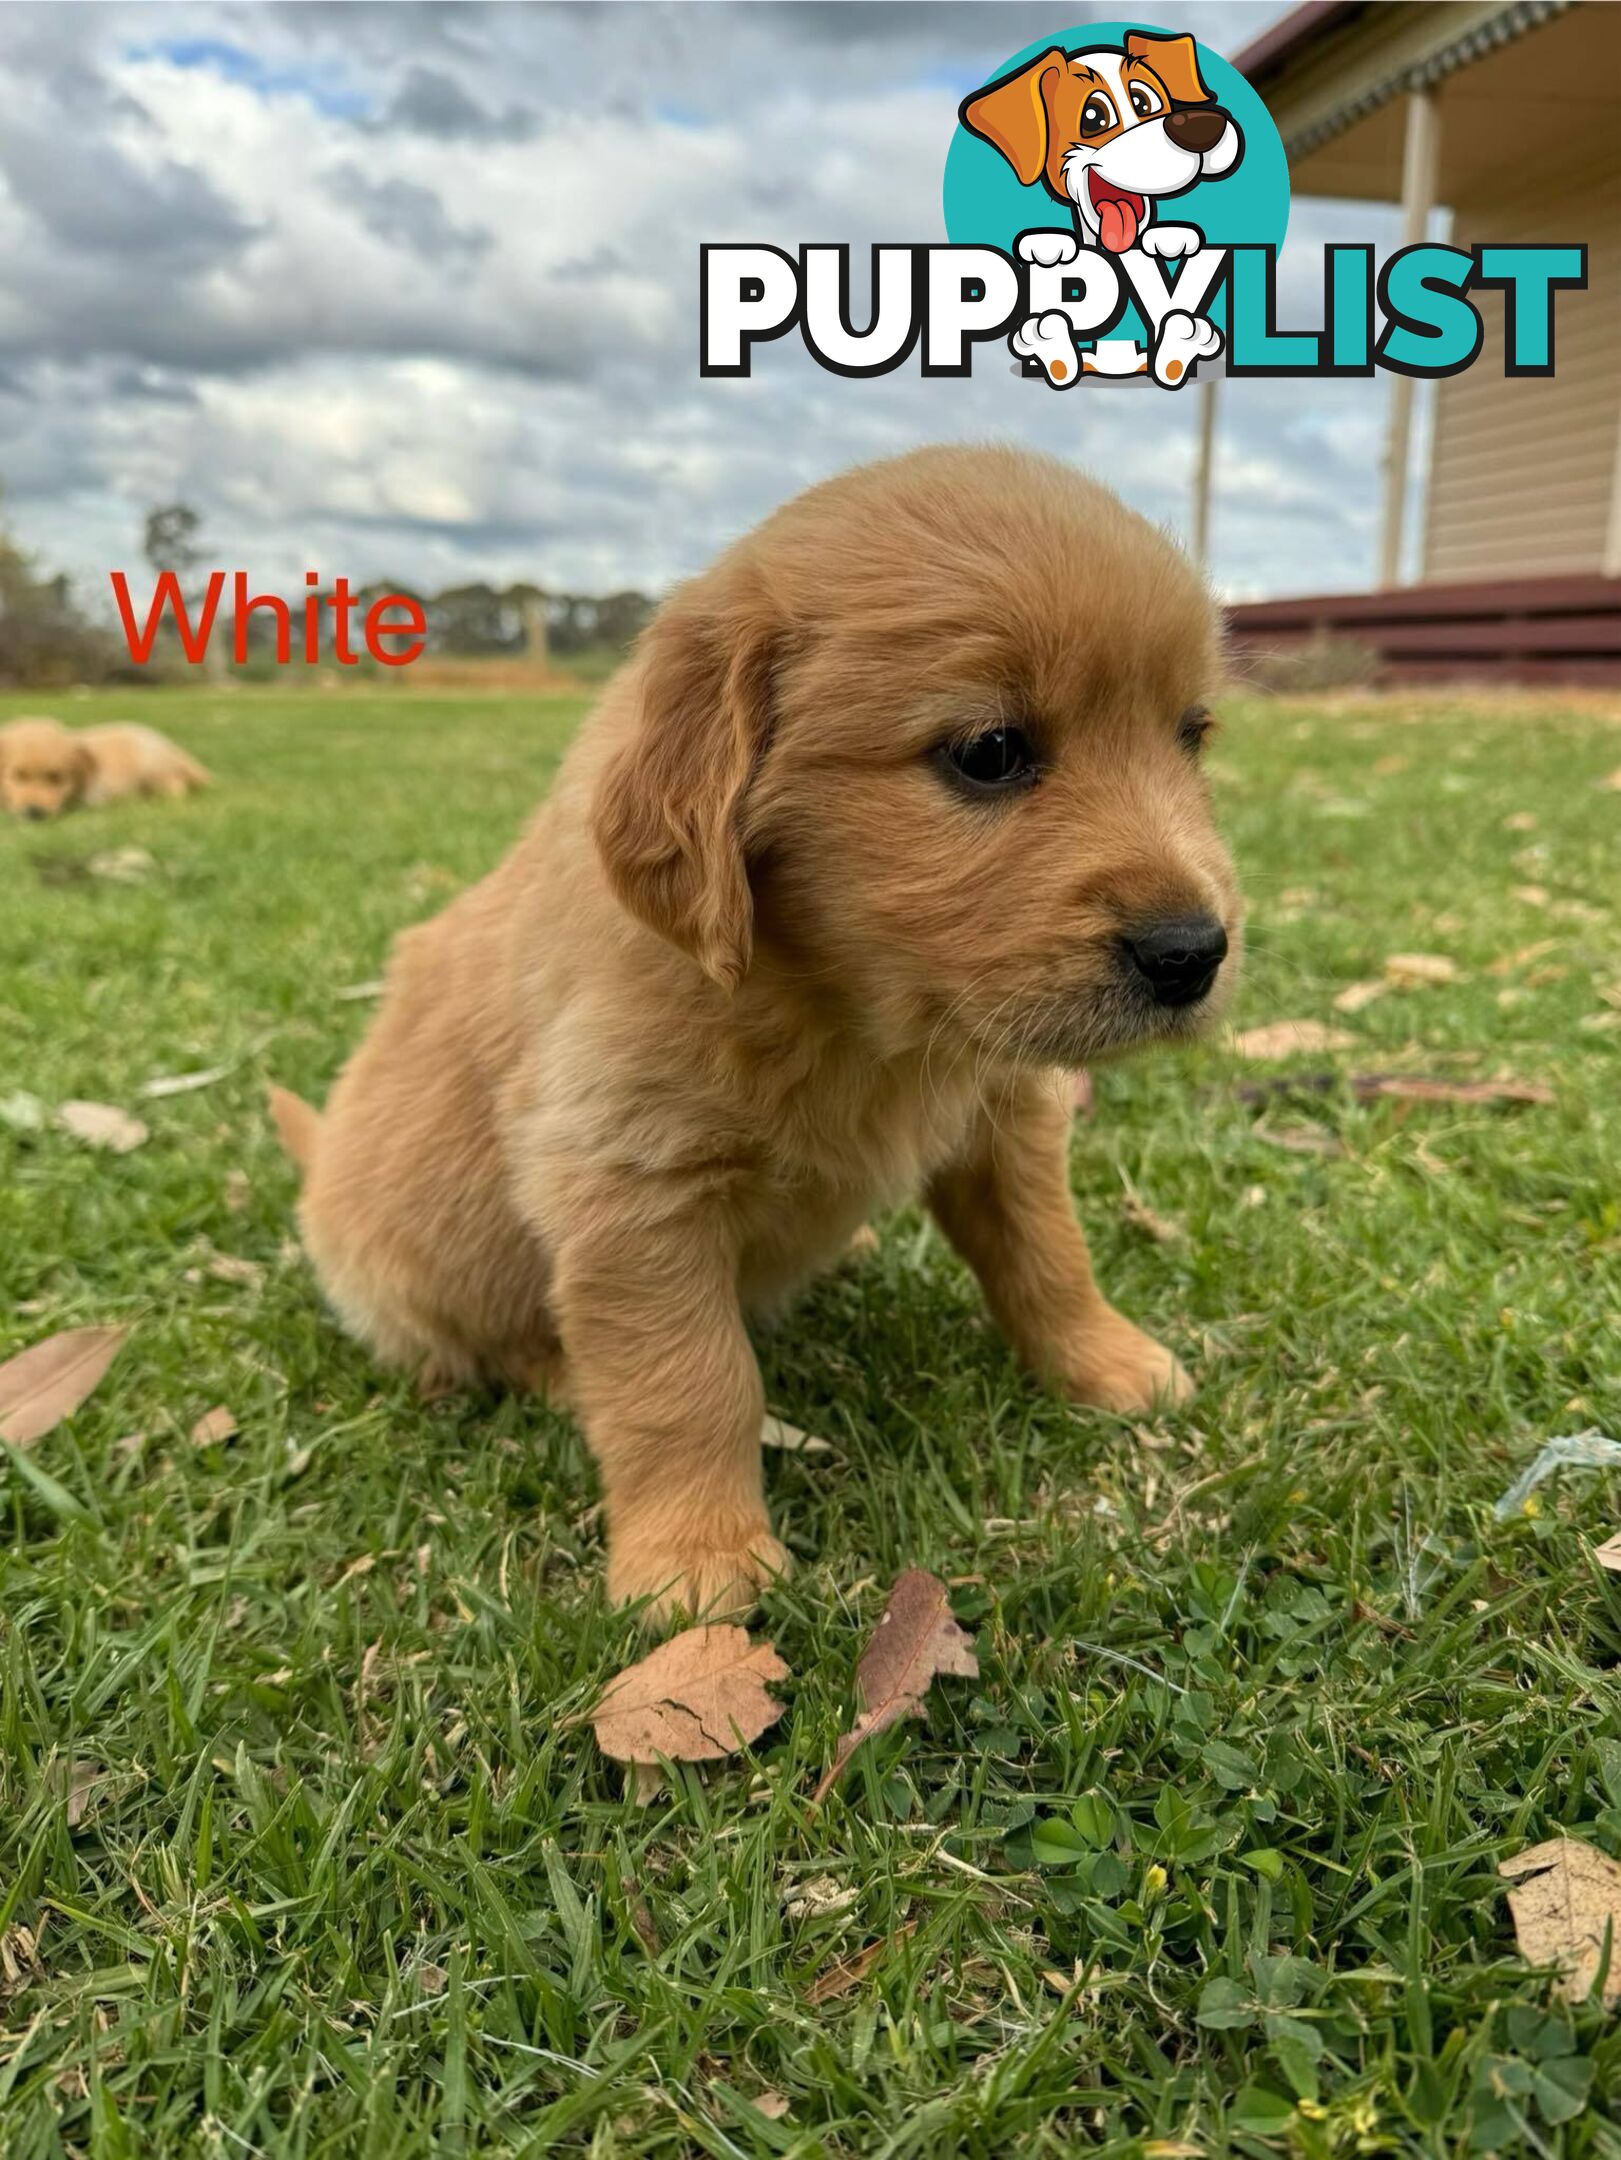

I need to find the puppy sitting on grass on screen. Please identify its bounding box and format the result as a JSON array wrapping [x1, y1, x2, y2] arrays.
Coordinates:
[[274, 447, 1242, 1623]]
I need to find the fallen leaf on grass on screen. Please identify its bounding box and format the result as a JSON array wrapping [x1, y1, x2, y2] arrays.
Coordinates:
[[1512, 884, 1550, 909], [0, 1326, 127, 1446], [806, 1922, 917, 2005], [335, 978, 385, 1002], [1254, 1124, 1346, 1158], [784, 1874, 859, 1921], [60, 1759, 106, 1828], [88, 845, 156, 884], [141, 1064, 233, 1100], [1383, 952, 1458, 987], [749, 2091, 791, 2121], [1231, 1020, 1356, 1060], [1594, 1531, 1621, 1573], [1332, 980, 1387, 1014], [0, 1090, 47, 1133], [1121, 1192, 1185, 1243], [812, 1570, 977, 1805], [761, 1414, 832, 1456], [57, 1101, 148, 1153], [1500, 1837, 1621, 2006], [1487, 938, 1560, 977], [206, 1254, 264, 1289], [1503, 811, 1538, 833], [1367, 1075, 1553, 1108], [590, 1624, 788, 1770], [190, 1405, 239, 1448], [1232, 1071, 1551, 1111]]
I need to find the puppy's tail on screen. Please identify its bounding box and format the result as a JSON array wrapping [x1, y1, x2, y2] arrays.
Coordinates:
[[267, 1084, 321, 1177]]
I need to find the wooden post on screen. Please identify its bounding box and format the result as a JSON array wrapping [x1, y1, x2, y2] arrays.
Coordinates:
[[1191, 375, 1219, 573], [1377, 87, 1440, 588]]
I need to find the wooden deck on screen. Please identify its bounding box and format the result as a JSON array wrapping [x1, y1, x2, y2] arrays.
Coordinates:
[[1225, 575, 1621, 687]]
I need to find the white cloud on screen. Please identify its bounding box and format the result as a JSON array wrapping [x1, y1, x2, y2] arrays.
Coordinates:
[[0, 0, 1398, 612]]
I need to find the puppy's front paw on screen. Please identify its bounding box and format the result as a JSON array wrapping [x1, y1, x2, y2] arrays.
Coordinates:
[[1017, 228, 1079, 267], [607, 1522, 791, 1629], [1139, 223, 1203, 260], [1056, 1310, 1193, 1414]]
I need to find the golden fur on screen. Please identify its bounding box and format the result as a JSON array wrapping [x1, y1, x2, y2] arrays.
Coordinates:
[[280, 447, 1243, 1622], [0, 716, 209, 819]]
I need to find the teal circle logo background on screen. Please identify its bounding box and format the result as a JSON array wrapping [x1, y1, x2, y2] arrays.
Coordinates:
[[942, 21, 1290, 253]]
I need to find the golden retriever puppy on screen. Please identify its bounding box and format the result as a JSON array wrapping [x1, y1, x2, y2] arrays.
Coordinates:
[[276, 446, 1242, 1622], [0, 716, 209, 819]]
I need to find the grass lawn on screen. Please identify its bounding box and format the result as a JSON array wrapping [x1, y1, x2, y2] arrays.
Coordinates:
[[2, 682, 1620, 2157]]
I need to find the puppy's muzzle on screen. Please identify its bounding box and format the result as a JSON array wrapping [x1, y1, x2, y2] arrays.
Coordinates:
[[1122, 913, 1228, 1008], [1164, 107, 1228, 156]]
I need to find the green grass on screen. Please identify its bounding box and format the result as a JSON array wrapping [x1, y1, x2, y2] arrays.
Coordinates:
[[2, 684, 1620, 2157]]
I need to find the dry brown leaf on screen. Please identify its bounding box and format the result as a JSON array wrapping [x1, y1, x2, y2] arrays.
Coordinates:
[[1511, 884, 1550, 909], [761, 1414, 832, 1456], [0, 1326, 127, 1447], [335, 978, 386, 1001], [806, 1922, 917, 2005], [1503, 812, 1538, 833], [1487, 938, 1560, 977], [190, 1405, 239, 1448], [57, 1100, 148, 1153], [1594, 1531, 1621, 1573], [749, 2091, 791, 2121], [812, 1570, 977, 1805], [590, 1624, 788, 1768], [1383, 952, 1458, 987], [1231, 1020, 1356, 1059], [207, 1254, 264, 1289], [1363, 1075, 1553, 1108], [1121, 1193, 1185, 1244], [1499, 1837, 1621, 2005], [1332, 979, 1388, 1014]]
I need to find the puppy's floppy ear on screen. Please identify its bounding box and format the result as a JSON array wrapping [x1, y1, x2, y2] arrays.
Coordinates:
[[592, 578, 777, 991], [1125, 31, 1212, 106], [960, 48, 1066, 187]]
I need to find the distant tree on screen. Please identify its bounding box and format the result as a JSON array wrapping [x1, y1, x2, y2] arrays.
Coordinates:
[[143, 501, 223, 679], [0, 485, 123, 688]]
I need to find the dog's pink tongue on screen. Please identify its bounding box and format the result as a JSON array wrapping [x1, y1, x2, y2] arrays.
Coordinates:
[[1098, 195, 1139, 253]]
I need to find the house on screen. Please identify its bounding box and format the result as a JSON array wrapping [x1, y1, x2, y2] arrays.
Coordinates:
[[1219, 0, 1620, 684]]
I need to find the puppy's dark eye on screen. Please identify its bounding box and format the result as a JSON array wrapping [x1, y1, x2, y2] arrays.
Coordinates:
[[936, 726, 1040, 797], [1178, 706, 1216, 754]]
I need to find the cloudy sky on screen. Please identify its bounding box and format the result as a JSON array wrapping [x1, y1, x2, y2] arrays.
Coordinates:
[[0, 2, 1409, 613]]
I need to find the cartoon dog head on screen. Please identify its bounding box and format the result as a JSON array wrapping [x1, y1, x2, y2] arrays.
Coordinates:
[[961, 33, 1242, 253]]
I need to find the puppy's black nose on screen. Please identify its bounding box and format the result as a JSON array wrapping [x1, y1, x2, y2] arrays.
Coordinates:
[[23, 805, 47, 821], [1124, 914, 1228, 1007], [1165, 106, 1228, 155]]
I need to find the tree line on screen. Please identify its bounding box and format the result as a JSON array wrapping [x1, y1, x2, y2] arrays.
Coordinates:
[[0, 498, 655, 688]]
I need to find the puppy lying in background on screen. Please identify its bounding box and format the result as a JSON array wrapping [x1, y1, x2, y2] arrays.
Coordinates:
[[276, 446, 1242, 1622], [0, 716, 210, 820]]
